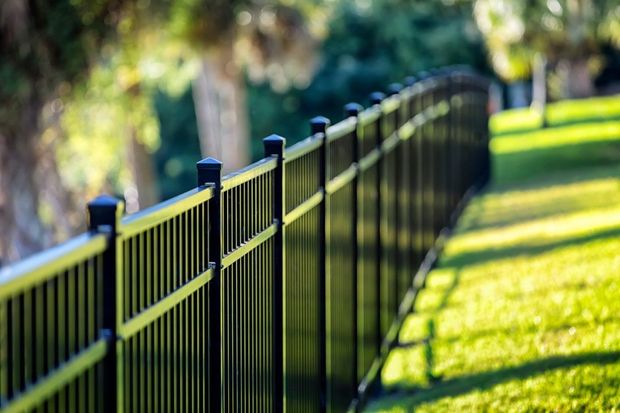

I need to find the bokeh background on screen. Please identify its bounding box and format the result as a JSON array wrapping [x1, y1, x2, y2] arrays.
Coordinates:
[[1, 0, 619, 263]]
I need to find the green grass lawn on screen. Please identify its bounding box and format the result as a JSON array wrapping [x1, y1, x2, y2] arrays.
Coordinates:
[[489, 95, 620, 135], [365, 96, 620, 412]]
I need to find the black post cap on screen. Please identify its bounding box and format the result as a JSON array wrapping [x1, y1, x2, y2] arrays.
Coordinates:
[[196, 157, 223, 187], [263, 134, 286, 156], [344, 102, 363, 118], [404, 76, 418, 86], [387, 83, 403, 96], [369, 91, 386, 105], [310, 116, 331, 135], [87, 195, 124, 232], [417, 70, 431, 80]]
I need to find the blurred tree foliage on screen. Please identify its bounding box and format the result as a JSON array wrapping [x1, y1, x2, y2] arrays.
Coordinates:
[[247, 0, 487, 144], [0, 0, 320, 262], [61, 0, 323, 208], [154, 0, 487, 200], [0, 0, 485, 262], [0, 0, 128, 261], [190, 1, 322, 174], [154, 87, 202, 201], [472, 0, 620, 98]]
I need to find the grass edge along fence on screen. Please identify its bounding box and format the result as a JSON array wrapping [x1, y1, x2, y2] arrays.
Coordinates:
[[0, 68, 490, 413]]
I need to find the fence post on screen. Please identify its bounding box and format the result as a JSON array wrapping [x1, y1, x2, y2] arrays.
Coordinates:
[[445, 70, 457, 218], [368, 91, 385, 352], [263, 134, 286, 412], [344, 103, 362, 395], [310, 115, 330, 413], [453, 70, 463, 214], [87, 195, 124, 413], [404, 76, 419, 274], [196, 157, 222, 412], [460, 73, 469, 192], [437, 72, 450, 230], [420, 73, 437, 252], [464, 74, 474, 193], [439, 69, 452, 228], [482, 80, 492, 186], [405, 76, 424, 270], [474, 77, 483, 184], [429, 71, 442, 234], [387, 83, 405, 315]]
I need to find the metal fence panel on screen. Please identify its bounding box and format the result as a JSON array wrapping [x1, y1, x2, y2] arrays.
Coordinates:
[[326, 181, 357, 412], [357, 163, 380, 381], [0, 234, 108, 413], [0, 68, 490, 413], [283, 140, 323, 413]]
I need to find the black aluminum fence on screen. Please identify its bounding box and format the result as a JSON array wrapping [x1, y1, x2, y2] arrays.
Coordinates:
[[0, 68, 490, 413]]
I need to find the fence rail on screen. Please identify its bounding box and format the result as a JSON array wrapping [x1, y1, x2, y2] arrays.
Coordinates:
[[0, 67, 490, 413]]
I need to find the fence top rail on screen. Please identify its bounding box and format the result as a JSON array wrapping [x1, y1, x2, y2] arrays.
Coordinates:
[[285, 135, 322, 163], [398, 86, 413, 100], [408, 80, 425, 95], [0, 232, 107, 300], [326, 117, 356, 143], [121, 185, 215, 237], [222, 156, 278, 191], [381, 95, 400, 114], [359, 106, 381, 126]]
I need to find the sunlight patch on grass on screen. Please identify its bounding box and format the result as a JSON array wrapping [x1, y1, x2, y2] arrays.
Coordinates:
[[447, 201, 620, 264], [490, 95, 620, 135], [546, 95, 620, 124], [461, 175, 620, 221], [489, 108, 542, 134], [490, 121, 620, 154], [490, 111, 620, 185]]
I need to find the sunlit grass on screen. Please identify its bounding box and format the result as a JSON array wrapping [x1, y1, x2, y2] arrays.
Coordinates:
[[491, 121, 620, 153], [489, 107, 542, 134], [490, 94, 620, 135], [492, 118, 620, 184], [365, 101, 620, 412]]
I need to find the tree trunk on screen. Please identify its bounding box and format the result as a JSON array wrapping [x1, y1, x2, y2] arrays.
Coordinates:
[[192, 41, 249, 173], [38, 107, 83, 240], [126, 126, 160, 213], [0, 98, 50, 264], [507, 81, 530, 108], [39, 151, 82, 238], [557, 58, 595, 99], [531, 54, 548, 127]]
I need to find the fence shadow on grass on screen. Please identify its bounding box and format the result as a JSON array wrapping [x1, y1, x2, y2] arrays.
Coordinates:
[[395, 268, 463, 386], [390, 221, 620, 392], [493, 139, 620, 186], [460, 170, 620, 233], [374, 351, 620, 411], [441, 223, 620, 270]]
